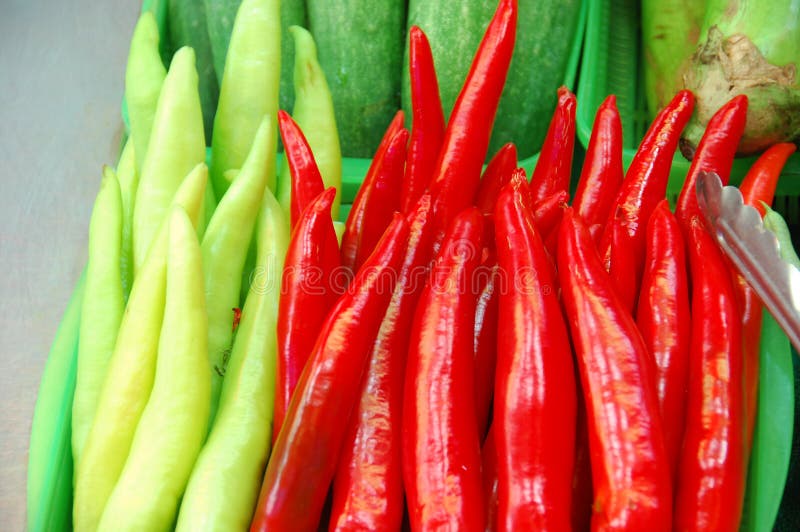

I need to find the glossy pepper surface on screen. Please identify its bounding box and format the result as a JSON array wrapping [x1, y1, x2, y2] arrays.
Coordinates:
[[251, 216, 409, 532], [341, 124, 409, 273], [98, 208, 210, 532], [277, 25, 343, 220], [597, 90, 694, 312], [278, 109, 326, 228], [476, 142, 518, 215], [210, 0, 280, 198], [636, 199, 690, 481], [558, 208, 671, 531], [572, 95, 623, 240], [528, 86, 576, 204], [273, 188, 341, 445], [329, 195, 434, 531], [674, 217, 745, 531], [73, 167, 208, 532], [202, 116, 274, 427], [402, 26, 445, 214], [675, 95, 748, 229], [493, 184, 576, 530], [427, 0, 517, 246], [403, 207, 485, 531], [175, 189, 289, 532]]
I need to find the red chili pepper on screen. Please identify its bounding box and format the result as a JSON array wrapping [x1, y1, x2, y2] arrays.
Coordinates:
[[329, 195, 435, 531], [273, 188, 341, 446], [557, 208, 672, 530], [402, 26, 445, 214], [571, 388, 593, 532], [528, 87, 576, 204], [533, 189, 569, 238], [674, 217, 745, 531], [636, 199, 690, 482], [493, 183, 576, 530], [476, 143, 518, 215], [403, 207, 485, 530], [573, 94, 623, 232], [427, 0, 517, 247], [482, 424, 499, 532], [251, 215, 409, 532], [473, 253, 499, 441], [341, 125, 409, 273], [740, 143, 796, 217], [675, 95, 748, 229], [605, 217, 639, 312], [734, 142, 795, 455], [278, 110, 326, 228], [597, 90, 694, 312]]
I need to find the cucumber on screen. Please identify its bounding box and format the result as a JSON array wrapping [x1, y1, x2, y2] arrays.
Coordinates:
[[168, 0, 220, 142], [307, 0, 406, 158], [490, 0, 581, 158], [204, 0, 242, 85], [403, 0, 582, 160]]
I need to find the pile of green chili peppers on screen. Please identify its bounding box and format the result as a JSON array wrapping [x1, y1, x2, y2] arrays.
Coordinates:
[[70, 1, 342, 529]]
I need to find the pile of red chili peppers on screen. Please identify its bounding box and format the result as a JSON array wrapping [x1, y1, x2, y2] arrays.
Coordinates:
[[249, 0, 797, 529]]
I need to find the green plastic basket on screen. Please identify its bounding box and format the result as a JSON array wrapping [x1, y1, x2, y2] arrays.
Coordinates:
[[576, 0, 798, 530], [27, 2, 588, 531]]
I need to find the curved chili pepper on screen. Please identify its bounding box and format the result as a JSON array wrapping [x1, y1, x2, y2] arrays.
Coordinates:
[[252, 215, 409, 532], [557, 208, 671, 530], [675, 95, 748, 229], [341, 124, 409, 273], [573, 94, 623, 233], [494, 183, 576, 530], [476, 142, 518, 215], [273, 187, 341, 446], [329, 195, 434, 531], [403, 207, 485, 530], [734, 142, 795, 456], [427, 0, 517, 247], [636, 199, 690, 482], [674, 217, 745, 531], [402, 26, 445, 214], [528, 86, 576, 204], [597, 90, 694, 311], [278, 109, 326, 228]]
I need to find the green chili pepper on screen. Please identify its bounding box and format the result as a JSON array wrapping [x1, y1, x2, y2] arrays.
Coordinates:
[[176, 188, 289, 531], [124, 11, 166, 174], [73, 164, 207, 532], [764, 204, 800, 269], [132, 46, 206, 273], [277, 25, 342, 219], [97, 207, 210, 531], [203, 115, 275, 426], [209, 0, 280, 198], [71, 173, 124, 468], [111, 139, 138, 300]]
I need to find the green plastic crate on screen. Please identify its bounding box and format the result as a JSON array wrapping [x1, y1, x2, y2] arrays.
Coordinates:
[[576, 0, 798, 530], [27, 2, 588, 531]]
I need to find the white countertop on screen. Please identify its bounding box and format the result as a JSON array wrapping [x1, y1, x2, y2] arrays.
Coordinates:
[[0, 2, 139, 528]]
